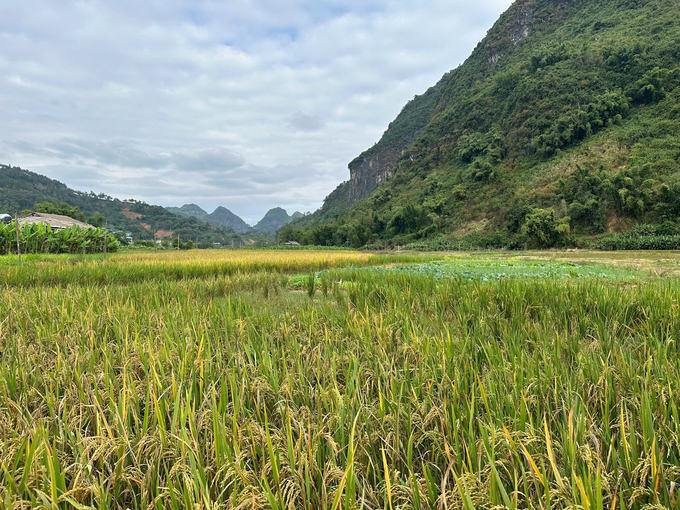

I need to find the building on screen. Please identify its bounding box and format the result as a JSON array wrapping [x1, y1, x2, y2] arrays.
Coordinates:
[[18, 212, 94, 230]]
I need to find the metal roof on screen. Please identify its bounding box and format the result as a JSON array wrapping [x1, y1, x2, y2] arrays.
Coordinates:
[[18, 212, 94, 230]]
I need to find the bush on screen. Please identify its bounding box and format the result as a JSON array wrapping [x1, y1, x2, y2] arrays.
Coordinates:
[[521, 208, 571, 248]]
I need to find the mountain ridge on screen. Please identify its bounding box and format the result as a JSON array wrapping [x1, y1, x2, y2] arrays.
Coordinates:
[[166, 204, 302, 233], [166, 204, 251, 233]]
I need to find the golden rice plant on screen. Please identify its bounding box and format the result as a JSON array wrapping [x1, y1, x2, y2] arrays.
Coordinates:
[[0, 252, 679, 508]]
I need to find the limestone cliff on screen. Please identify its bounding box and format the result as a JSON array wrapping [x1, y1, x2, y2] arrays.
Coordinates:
[[348, 149, 399, 205]]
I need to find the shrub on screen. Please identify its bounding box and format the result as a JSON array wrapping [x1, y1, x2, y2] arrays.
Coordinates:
[[521, 208, 571, 248]]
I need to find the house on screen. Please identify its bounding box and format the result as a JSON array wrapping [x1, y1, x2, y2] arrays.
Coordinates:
[[18, 212, 94, 230]]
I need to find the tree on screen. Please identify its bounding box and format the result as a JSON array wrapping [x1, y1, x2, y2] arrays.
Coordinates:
[[87, 212, 105, 228], [521, 208, 571, 248], [35, 201, 86, 222]]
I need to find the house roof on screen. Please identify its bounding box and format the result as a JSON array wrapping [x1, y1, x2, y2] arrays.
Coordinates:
[[18, 212, 94, 230]]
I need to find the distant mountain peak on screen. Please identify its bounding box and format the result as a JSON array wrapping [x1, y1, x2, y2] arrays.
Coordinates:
[[166, 204, 209, 220], [166, 203, 250, 233], [254, 207, 297, 233], [208, 207, 250, 233]]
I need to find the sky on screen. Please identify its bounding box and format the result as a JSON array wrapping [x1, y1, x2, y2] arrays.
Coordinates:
[[1, 0, 514, 224]]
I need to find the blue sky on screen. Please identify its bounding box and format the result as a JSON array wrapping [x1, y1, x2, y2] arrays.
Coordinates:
[[0, 0, 513, 223]]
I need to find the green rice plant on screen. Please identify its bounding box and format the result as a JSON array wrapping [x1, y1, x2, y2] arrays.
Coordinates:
[[305, 271, 316, 298]]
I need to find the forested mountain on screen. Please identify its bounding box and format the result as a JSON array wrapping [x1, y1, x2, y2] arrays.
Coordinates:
[[166, 204, 210, 221], [282, 0, 680, 248], [0, 165, 242, 245], [166, 204, 251, 233], [254, 207, 303, 233], [209, 207, 251, 233]]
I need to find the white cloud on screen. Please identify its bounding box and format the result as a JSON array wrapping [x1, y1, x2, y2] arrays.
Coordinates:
[[0, 0, 514, 222]]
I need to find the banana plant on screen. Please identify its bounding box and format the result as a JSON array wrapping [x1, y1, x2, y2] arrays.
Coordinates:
[[0, 221, 119, 255]]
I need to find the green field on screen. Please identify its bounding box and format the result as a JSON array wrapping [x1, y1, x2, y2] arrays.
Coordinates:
[[1, 250, 679, 509]]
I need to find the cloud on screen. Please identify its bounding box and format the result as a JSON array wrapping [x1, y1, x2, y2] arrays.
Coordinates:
[[172, 149, 247, 172], [288, 112, 325, 132], [0, 0, 514, 221]]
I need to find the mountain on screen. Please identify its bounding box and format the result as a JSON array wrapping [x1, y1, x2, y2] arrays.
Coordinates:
[[165, 203, 300, 234], [282, 0, 680, 248], [166, 204, 210, 221], [0, 164, 243, 246], [254, 207, 299, 233], [166, 204, 251, 233], [207, 207, 251, 233]]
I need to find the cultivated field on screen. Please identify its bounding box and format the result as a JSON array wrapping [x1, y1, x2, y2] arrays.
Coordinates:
[[1, 249, 679, 509]]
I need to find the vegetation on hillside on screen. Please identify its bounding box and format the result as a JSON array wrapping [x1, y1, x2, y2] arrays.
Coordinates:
[[283, 0, 680, 248], [0, 165, 243, 245]]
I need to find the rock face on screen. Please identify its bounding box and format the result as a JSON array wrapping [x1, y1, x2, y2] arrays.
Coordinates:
[[346, 101, 438, 205], [511, 4, 532, 45], [348, 149, 399, 205]]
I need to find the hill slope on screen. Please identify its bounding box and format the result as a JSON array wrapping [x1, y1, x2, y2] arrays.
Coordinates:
[[283, 0, 680, 248], [0, 165, 242, 245]]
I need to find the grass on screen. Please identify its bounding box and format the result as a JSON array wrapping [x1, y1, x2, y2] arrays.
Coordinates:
[[0, 249, 679, 509]]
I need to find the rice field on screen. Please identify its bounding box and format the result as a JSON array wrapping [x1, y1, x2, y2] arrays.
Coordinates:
[[1, 249, 679, 509]]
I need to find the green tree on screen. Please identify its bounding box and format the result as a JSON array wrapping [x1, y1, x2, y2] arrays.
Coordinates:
[[35, 201, 86, 222], [521, 208, 571, 248], [87, 212, 106, 228]]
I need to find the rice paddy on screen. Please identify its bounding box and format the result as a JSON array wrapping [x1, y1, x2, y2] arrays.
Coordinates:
[[1, 249, 679, 509]]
